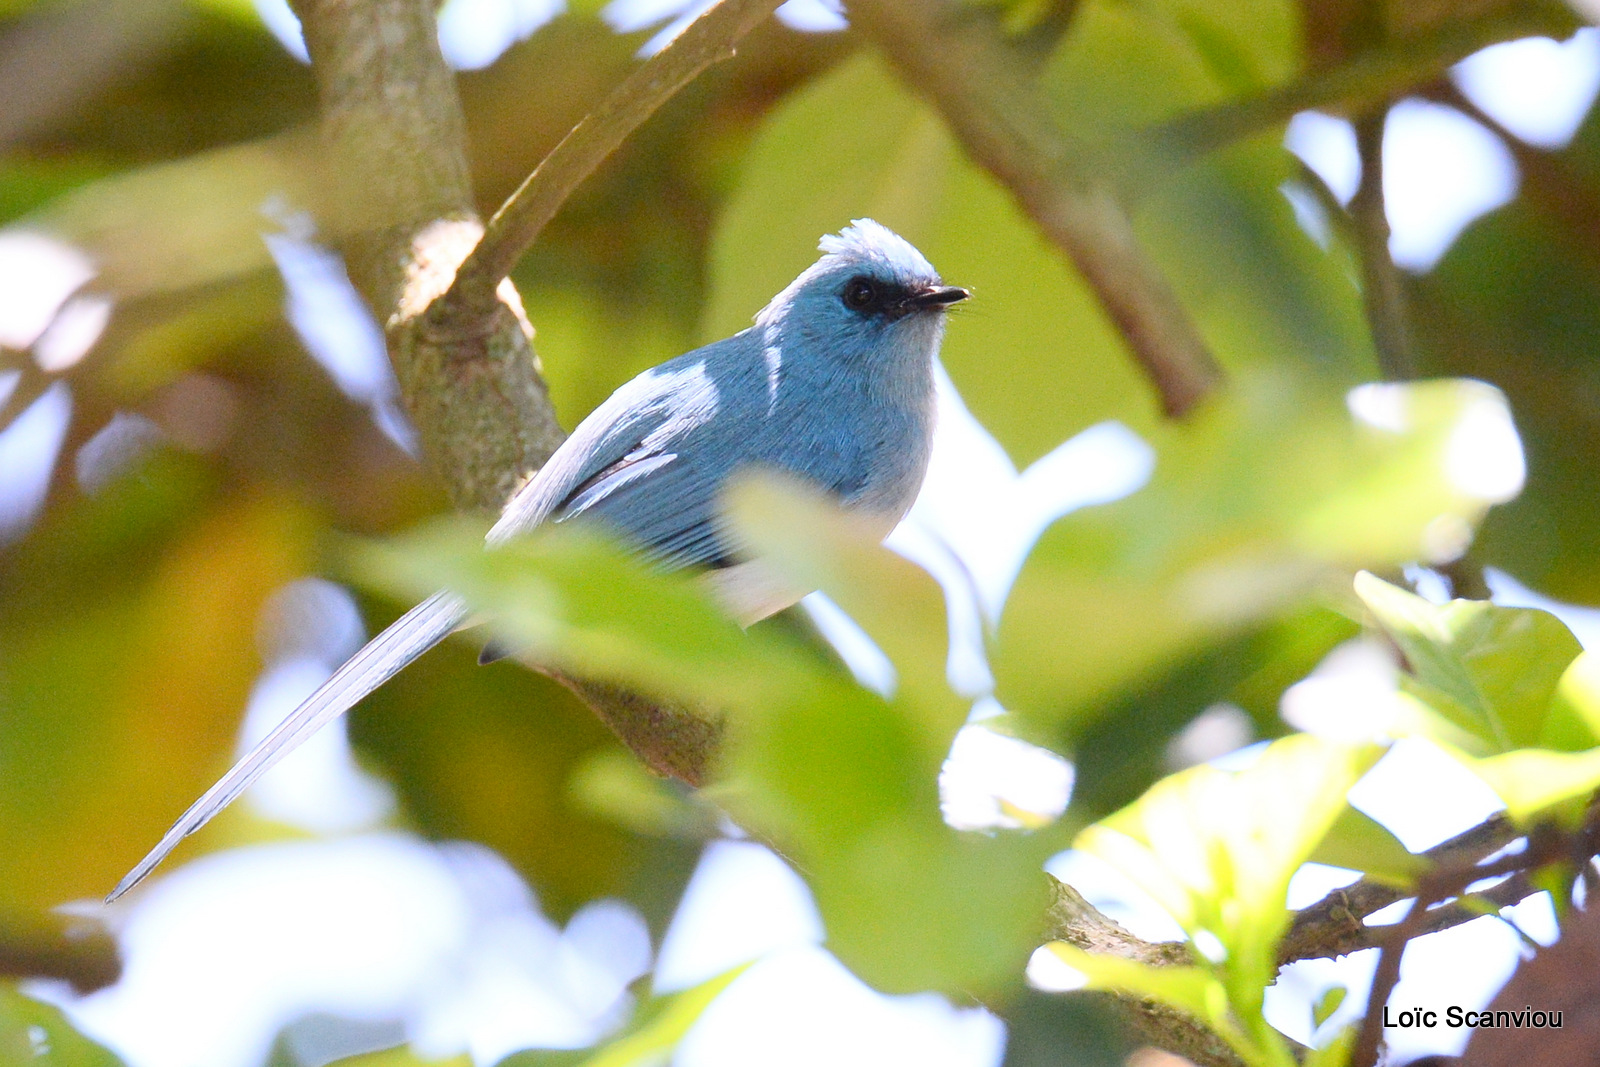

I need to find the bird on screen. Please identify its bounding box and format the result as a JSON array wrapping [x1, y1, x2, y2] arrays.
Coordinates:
[[108, 218, 968, 902]]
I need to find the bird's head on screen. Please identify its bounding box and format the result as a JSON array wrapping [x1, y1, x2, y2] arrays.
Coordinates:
[[755, 220, 968, 374]]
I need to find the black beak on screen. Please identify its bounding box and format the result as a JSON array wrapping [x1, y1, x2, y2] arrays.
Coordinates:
[[908, 285, 970, 310]]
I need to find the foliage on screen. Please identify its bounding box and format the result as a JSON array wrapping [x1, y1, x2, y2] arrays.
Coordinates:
[[4, 0, 1600, 1065]]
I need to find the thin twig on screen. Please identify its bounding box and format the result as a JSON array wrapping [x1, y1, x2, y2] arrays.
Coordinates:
[[444, 0, 785, 312], [1350, 107, 1417, 381], [1280, 812, 1520, 964], [849, 0, 1225, 419], [1350, 828, 1569, 1067], [1135, 4, 1570, 190]]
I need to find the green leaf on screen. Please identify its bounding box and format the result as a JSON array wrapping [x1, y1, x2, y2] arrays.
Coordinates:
[[1464, 748, 1600, 826], [1302, 1024, 1356, 1067], [996, 376, 1517, 730], [1540, 651, 1600, 753], [1311, 985, 1347, 1029], [0, 986, 123, 1067], [496, 966, 749, 1067], [1308, 806, 1425, 887], [723, 474, 961, 726], [1354, 572, 1583, 753], [1077, 736, 1379, 1018], [568, 748, 716, 840], [361, 516, 1052, 995]]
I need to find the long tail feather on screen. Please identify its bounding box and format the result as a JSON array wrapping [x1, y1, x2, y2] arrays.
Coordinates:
[[107, 591, 468, 902]]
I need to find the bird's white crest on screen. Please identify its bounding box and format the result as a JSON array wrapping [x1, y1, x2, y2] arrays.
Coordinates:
[[818, 218, 938, 283], [755, 219, 939, 330]]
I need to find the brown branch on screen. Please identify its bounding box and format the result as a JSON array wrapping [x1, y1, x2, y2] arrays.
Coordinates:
[[0, 915, 121, 994], [1041, 814, 1547, 1067], [848, 0, 1224, 419], [1137, 3, 1573, 183], [1350, 826, 1570, 1067], [286, 0, 744, 777], [1045, 880, 1251, 1067], [288, 0, 562, 512], [444, 0, 787, 312], [1349, 106, 1417, 380], [1280, 812, 1520, 964]]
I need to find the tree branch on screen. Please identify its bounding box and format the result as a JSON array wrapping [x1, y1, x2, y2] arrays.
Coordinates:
[[1136, 3, 1573, 183], [848, 0, 1225, 419], [1349, 107, 1417, 380], [0, 915, 120, 994], [1279, 812, 1520, 963], [443, 0, 787, 313], [286, 0, 761, 776], [288, 0, 562, 512], [1350, 824, 1572, 1067], [1040, 813, 1553, 1067], [1046, 880, 1249, 1067]]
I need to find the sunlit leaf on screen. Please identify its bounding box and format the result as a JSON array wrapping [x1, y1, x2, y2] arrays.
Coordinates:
[[1308, 805, 1425, 887], [724, 473, 959, 722], [0, 986, 123, 1067], [360, 516, 1052, 994], [495, 967, 748, 1067], [1311, 985, 1346, 1029], [1077, 735, 1378, 1015], [1540, 650, 1600, 753], [1044, 944, 1226, 1032], [996, 376, 1517, 731], [1354, 572, 1582, 753], [1464, 748, 1600, 827]]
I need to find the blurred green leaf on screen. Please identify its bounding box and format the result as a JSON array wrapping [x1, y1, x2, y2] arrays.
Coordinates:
[[1073, 734, 1378, 1064], [1310, 985, 1346, 1029], [996, 375, 1517, 733], [0, 986, 122, 1067], [326, 1045, 470, 1067], [1541, 651, 1600, 752], [1043, 945, 1231, 1039], [1463, 748, 1600, 827], [0, 462, 315, 908], [567, 748, 717, 840], [1414, 104, 1600, 601], [1041, 0, 1296, 130], [496, 965, 749, 1067], [362, 511, 1051, 994], [1354, 572, 1583, 753], [1308, 805, 1425, 887], [725, 474, 959, 721]]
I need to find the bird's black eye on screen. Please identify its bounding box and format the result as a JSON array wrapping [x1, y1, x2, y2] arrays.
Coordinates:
[[842, 277, 878, 311]]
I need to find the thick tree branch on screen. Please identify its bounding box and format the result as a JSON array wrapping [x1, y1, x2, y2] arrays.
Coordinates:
[[849, 0, 1225, 419], [1046, 880, 1250, 1067], [288, 0, 562, 512], [444, 0, 786, 313], [287, 0, 766, 778]]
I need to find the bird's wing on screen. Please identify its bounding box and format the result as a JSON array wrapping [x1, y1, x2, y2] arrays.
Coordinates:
[[490, 353, 740, 568], [107, 591, 468, 901]]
